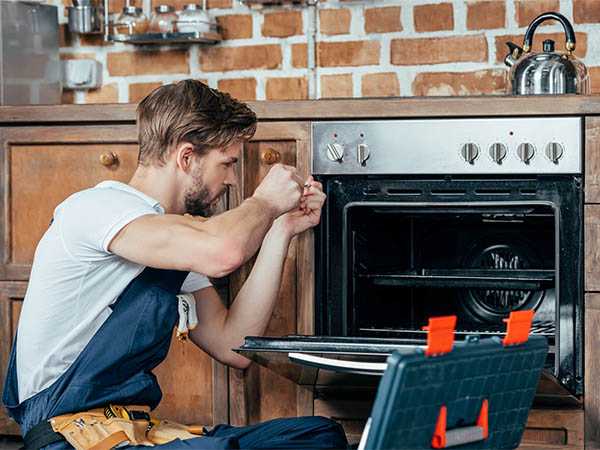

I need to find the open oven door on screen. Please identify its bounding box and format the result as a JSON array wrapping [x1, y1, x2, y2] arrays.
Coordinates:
[[234, 335, 426, 394], [235, 335, 582, 405]]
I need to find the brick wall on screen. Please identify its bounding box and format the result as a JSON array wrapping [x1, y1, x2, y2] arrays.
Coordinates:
[[57, 0, 600, 104]]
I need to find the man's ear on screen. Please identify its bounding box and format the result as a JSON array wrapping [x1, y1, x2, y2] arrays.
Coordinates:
[[174, 142, 196, 173]]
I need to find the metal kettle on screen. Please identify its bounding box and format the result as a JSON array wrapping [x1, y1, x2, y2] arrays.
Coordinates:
[[504, 12, 589, 95]]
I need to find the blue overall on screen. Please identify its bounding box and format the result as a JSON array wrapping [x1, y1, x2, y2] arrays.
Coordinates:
[[2, 267, 347, 449]]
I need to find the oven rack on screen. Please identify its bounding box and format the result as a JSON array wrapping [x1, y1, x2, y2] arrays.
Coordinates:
[[360, 321, 556, 337], [358, 268, 555, 290]]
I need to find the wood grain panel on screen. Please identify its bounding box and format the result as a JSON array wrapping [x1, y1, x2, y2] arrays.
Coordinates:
[[230, 138, 299, 426], [585, 117, 600, 203], [585, 294, 600, 449], [228, 122, 312, 426], [0, 125, 138, 280], [520, 409, 584, 449], [0, 282, 27, 435], [151, 332, 213, 426], [10, 144, 138, 265], [3, 96, 600, 123], [314, 398, 373, 445], [585, 205, 600, 291]]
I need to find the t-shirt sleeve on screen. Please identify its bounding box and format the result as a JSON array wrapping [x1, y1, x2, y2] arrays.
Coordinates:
[[57, 187, 159, 262], [181, 272, 212, 292]]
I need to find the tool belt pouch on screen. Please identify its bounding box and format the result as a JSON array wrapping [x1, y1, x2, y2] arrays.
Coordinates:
[[147, 420, 201, 445], [50, 406, 153, 450]]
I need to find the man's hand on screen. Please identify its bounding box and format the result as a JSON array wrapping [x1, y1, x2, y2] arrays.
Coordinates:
[[252, 164, 304, 217], [272, 176, 326, 237]]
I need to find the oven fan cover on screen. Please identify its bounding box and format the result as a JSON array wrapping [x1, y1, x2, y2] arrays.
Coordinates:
[[461, 237, 546, 322]]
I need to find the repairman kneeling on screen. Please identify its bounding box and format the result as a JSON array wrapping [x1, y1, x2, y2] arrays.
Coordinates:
[[2, 80, 348, 450]]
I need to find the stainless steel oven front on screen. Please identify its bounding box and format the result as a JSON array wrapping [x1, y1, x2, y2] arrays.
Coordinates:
[[236, 117, 583, 405]]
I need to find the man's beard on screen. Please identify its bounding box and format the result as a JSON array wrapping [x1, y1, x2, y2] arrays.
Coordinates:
[[183, 169, 226, 217]]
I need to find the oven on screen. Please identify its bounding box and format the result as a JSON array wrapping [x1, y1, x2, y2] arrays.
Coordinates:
[[236, 117, 583, 405]]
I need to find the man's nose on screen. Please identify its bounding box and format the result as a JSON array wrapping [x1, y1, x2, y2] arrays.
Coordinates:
[[225, 168, 237, 187]]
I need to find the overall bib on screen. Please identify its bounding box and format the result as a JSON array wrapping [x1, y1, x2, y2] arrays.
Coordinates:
[[2, 267, 347, 449]]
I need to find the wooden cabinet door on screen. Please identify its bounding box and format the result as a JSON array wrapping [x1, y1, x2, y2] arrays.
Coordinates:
[[0, 281, 27, 434], [228, 122, 313, 426], [0, 125, 139, 280]]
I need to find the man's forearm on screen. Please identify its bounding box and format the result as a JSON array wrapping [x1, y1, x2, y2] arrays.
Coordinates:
[[224, 224, 292, 342]]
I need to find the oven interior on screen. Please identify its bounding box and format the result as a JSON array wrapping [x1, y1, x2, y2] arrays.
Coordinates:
[[315, 176, 582, 395], [346, 204, 556, 361]]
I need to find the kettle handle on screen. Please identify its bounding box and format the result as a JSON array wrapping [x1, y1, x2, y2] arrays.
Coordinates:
[[522, 11, 576, 54]]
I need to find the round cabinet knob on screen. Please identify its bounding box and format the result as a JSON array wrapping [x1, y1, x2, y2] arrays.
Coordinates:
[[460, 142, 480, 164], [326, 142, 344, 162], [545, 142, 564, 164], [357, 143, 370, 165], [260, 148, 281, 165], [99, 151, 118, 167], [488, 143, 507, 164], [517, 143, 536, 163]]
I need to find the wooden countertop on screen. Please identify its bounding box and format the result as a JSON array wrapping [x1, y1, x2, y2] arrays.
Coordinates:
[[2, 95, 600, 123]]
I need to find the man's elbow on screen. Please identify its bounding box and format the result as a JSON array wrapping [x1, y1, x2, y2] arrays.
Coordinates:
[[230, 357, 251, 370], [212, 347, 252, 370], [213, 242, 246, 278], [192, 238, 245, 278]]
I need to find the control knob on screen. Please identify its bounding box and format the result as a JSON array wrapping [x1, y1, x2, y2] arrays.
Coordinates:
[[326, 142, 344, 162], [357, 143, 370, 165], [460, 142, 480, 164], [517, 143, 536, 163], [488, 143, 507, 163], [545, 142, 564, 164]]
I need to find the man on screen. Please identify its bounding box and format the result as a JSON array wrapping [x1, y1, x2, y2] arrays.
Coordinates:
[[2, 80, 348, 449]]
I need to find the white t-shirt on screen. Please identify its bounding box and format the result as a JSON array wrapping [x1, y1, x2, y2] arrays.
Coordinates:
[[16, 180, 211, 403]]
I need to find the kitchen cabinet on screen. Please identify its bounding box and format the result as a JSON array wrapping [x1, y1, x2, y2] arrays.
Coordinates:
[[584, 116, 600, 450], [0, 99, 600, 449], [0, 282, 26, 435], [0, 125, 138, 280], [227, 121, 314, 426]]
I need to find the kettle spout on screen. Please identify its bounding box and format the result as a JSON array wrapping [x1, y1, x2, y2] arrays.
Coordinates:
[[504, 42, 523, 67]]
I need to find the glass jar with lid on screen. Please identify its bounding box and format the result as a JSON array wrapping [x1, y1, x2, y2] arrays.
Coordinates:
[[178, 3, 211, 34], [115, 6, 148, 35], [149, 5, 178, 33]]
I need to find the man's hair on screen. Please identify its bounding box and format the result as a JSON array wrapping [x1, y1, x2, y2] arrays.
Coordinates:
[[136, 79, 257, 166]]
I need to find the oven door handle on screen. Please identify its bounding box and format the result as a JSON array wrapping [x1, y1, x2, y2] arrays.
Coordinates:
[[288, 352, 387, 376]]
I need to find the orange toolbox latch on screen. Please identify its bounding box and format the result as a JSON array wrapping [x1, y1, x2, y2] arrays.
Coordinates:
[[502, 310, 535, 345], [423, 316, 456, 356]]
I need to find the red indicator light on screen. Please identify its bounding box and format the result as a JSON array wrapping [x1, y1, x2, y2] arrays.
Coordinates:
[[509, 131, 514, 136], [360, 133, 364, 137], [334, 133, 338, 137]]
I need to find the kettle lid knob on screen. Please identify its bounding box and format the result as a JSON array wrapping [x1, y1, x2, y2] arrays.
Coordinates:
[[543, 39, 555, 52]]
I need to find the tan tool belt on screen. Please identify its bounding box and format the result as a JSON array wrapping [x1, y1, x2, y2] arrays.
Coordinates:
[[49, 405, 203, 450]]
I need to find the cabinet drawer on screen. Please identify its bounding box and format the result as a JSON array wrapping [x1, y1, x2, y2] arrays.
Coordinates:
[[0, 126, 138, 280]]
